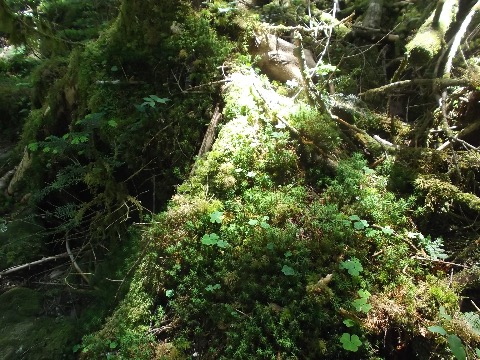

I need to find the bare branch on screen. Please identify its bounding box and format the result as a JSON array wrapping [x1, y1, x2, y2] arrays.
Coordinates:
[[359, 78, 471, 97], [0, 251, 74, 276]]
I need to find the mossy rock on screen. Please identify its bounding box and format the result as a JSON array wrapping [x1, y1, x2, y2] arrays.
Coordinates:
[[0, 287, 42, 318], [0, 287, 78, 360], [0, 218, 46, 271]]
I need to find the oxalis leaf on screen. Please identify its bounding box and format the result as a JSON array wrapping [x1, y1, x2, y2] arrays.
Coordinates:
[[216, 239, 229, 248], [352, 298, 372, 313], [381, 226, 394, 235], [358, 289, 370, 299], [210, 211, 223, 224], [447, 334, 466, 360], [354, 219, 369, 230], [340, 333, 362, 352], [201, 233, 219, 245], [281, 265, 295, 276], [149, 95, 170, 103], [340, 257, 363, 277]]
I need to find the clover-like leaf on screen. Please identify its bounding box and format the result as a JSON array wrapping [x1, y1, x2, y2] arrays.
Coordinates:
[[165, 289, 174, 298], [260, 221, 270, 229], [349, 215, 361, 221], [248, 219, 258, 226], [354, 219, 369, 230], [340, 333, 362, 352], [210, 211, 223, 224], [271, 131, 283, 138], [352, 298, 372, 313], [343, 319, 355, 328], [358, 289, 371, 299], [201, 233, 219, 245], [339, 257, 363, 277], [363, 166, 375, 175], [381, 226, 394, 235], [216, 239, 229, 248], [281, 265, 295, 276]]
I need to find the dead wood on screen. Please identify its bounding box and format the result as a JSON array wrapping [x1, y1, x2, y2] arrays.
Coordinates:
[[250, 33, 316, 83], [359, 78, 471, 97], [0, 251, 73, 276], [190, 103, 222, 176], [404, 0, 458, 66]]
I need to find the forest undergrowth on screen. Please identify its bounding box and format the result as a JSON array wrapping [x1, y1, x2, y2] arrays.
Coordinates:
[[0, 0, 480, 359]]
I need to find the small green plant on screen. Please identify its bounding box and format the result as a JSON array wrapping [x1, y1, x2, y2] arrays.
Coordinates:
[[205, 283, 221, 292], [247, 215, 270, 229], [339, 257, 363, 277], [210, 211, 223, 224], [352, 289, 372, 313], [281, 264, 295, 276], [135, 95, 170, 112], [429, 325, 466, 360], [201, 233, 229, 248], [347, 215, 370, 230], [426, 306, 480, 360], [340, 333, 362, 352]]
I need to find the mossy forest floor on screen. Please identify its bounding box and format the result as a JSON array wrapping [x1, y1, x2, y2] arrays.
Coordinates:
[[1, 0, 480, 359]]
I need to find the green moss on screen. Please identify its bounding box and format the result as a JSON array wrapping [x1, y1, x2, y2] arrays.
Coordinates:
[[0, 77, 32, 141], [415, 175, 480, 212], [0, 287, 42, 318], [0, 218, 45, 270], [0, 287, 78, 360]]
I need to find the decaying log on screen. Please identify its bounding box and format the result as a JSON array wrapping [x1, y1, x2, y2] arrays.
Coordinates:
[[250, 33, 316, 83], [361, 0, 383, 29], [190, 103, 222, 176], [404, 0, 458, 66], [415, 174, 480, 212]]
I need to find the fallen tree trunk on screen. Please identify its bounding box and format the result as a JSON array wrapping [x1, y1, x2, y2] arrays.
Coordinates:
[[404, 0, 458, 66]]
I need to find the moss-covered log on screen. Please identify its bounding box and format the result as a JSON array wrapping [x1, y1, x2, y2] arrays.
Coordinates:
[[415, 174, 480, 212], [405, 0, 458, 66]]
